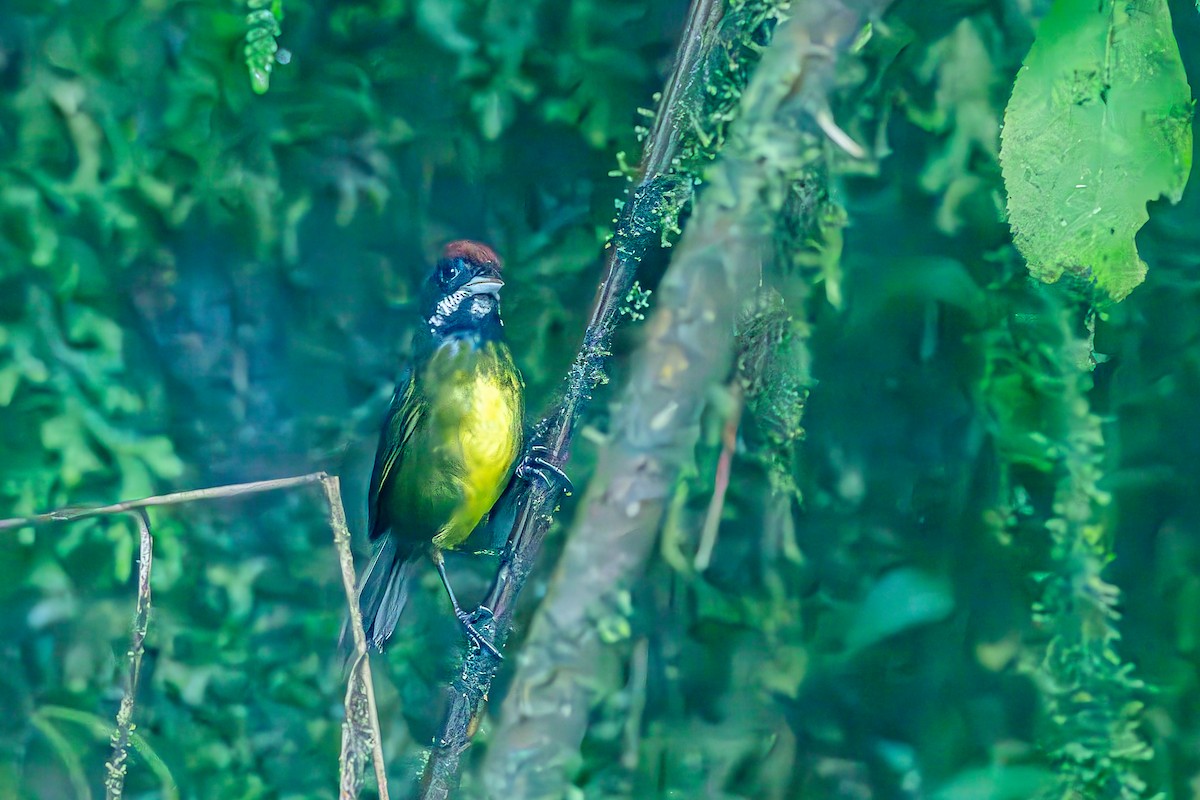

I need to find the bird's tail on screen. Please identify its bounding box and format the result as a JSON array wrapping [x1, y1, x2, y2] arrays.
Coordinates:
[[342, 536, 420, 655]]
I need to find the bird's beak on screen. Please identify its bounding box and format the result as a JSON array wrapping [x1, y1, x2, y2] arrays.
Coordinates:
[[464, 274, 504, 296]]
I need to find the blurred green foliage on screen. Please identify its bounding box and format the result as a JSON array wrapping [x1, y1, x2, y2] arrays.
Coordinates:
[[1, 0, 1199, 799], [0, 0, 680, 796]]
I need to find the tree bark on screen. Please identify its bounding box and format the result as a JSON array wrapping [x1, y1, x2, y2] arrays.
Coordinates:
[[414, 1, 727, 796], [482, 2, 893, 796]]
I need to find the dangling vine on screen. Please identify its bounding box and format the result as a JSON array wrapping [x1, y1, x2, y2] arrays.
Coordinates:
[[245, 0, 286, 95], [982, 286, 1157, 799], [995, 0, 1191, 794]]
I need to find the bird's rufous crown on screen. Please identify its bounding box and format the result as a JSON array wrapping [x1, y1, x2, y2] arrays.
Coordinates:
[[442, 240, 502, 269]]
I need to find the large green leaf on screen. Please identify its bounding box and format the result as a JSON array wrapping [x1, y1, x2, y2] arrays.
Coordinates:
[[999, 0, 1193, 301], [845, 568, 955, 652], [931, 766, 1054, 800]]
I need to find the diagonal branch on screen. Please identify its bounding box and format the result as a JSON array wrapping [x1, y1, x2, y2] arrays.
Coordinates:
[[416, 1, 725, 796], [480, 4, 893, 794]]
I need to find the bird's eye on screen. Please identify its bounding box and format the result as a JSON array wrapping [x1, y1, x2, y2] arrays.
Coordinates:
[[439, 261, 461, 285]]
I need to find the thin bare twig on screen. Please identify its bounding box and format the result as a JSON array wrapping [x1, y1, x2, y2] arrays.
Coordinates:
[[695, 383, 744, 572], [103, 510, 152, 800], [0, 473, 328, 532], [620, 638, 650, 772], [416, 2, 725, 796], [1, 470, 389, 799], [323, 475, 390, 800]]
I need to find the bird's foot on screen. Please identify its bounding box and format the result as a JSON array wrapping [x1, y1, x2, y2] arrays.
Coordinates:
[[456, 607, 503, 660], [467, 604, 495, 624], [517, 445, 574, 496]]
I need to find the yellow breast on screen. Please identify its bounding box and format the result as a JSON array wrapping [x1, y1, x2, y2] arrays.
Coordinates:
[[426, 341, 523, 549]]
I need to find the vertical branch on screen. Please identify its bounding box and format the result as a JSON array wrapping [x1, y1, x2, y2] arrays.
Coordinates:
[[322, 476, 390, 800], [984, 292, 1156, 798], [104, 510, 153, 800]]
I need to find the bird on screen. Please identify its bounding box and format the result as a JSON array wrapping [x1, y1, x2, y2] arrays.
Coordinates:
[[355, 240, 524, 658]]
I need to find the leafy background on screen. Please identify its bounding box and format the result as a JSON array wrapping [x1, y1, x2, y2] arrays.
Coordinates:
[[1, 0, 1199, 798]]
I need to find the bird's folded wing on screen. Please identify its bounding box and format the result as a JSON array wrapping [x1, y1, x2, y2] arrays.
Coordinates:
[[367, 365, 424, 540]]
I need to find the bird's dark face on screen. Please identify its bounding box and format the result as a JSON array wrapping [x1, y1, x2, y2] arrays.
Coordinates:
[[423, 240, 505, 338]]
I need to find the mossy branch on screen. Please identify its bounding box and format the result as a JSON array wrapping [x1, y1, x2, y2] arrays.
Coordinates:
[[984, 291, 1157, 799], [415, 2, 729, 797], [1032, 307, 1156, 800], [479, 3, 890, 795]]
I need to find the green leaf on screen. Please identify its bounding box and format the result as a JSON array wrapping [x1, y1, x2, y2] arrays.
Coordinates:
[[107, 518, 134, 584], [41, 412, 104, 487], [137, 435, 185, 480], [999, 0, 1193, 302], [846, 568, 955, 652], [0, 364, 19, 406], [66, 304, 124, 355], [931, 766, 1054, 800], [36, 705, 179, 800], [416, 0, 478, 55], [28, 712, 91, 800]]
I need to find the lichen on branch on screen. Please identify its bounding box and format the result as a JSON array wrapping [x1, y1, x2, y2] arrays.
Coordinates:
[[480, 3, 893, 796]]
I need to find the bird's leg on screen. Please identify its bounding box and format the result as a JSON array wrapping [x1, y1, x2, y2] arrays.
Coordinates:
[[431, 549, 503, 660], [516, 444, 573, 496]]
